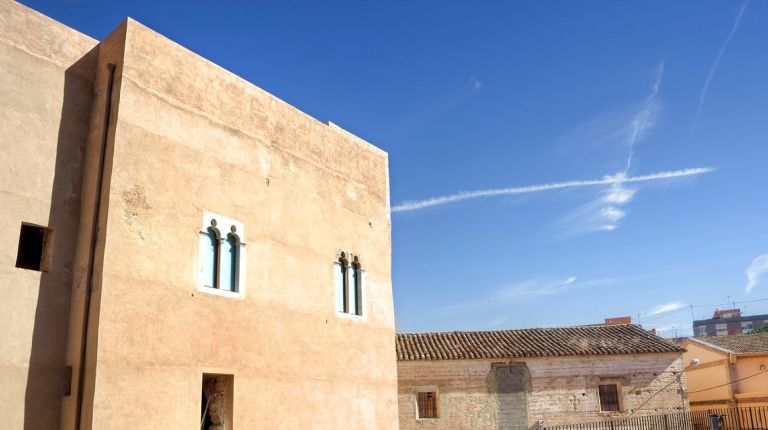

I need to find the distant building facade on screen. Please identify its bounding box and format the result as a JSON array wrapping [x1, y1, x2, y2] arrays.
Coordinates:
[[604, 316, 633, 325], [693, 309, 768, 336], [0, 2, 398, 429], [396, 325, 689, 430], [682, 333, 768, 410]]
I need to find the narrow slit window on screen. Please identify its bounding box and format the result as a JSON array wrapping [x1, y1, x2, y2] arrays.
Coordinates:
[[222, 227, 240, 292], [199, 220, 220, 289], [348, 262, 357, 315], [417, 391, 438, 419], [16, 223, 51, 271], [351, 256, 363, 316], [334, 261, 345, 313], [598, 384, 620, 412]]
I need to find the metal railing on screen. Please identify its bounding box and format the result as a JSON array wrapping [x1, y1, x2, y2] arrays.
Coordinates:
[[543, 407, 768, 430]]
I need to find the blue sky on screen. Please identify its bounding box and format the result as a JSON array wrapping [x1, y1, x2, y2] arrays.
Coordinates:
[[23, 0, 768, 336]]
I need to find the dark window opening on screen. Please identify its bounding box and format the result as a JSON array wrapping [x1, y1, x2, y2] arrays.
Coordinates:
[[201, 373, 233, 430], [417, 391, 438, 419], [599, 384, 620, 412], [16, 223, 51, 271]]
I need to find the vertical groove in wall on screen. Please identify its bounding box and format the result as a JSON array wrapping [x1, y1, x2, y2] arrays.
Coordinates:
[[74, 61, 116, 430]]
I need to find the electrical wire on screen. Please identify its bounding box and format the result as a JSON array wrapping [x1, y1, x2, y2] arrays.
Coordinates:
[[688, 369, 767, 394], [622, 376, 683, 420]]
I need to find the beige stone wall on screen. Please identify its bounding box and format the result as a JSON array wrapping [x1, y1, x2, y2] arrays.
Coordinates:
[[0, 1, 97, 428], [81, 17, 398, 430], [398, 354, 688, 430]]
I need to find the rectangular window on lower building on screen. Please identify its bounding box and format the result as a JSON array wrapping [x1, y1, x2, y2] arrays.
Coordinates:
[[417, 391, 438, 419], [598, 384, 620, 412]]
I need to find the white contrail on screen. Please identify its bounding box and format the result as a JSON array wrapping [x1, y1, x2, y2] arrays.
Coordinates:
[[391, 167, 715, 213], [691, 0, 750, 132]]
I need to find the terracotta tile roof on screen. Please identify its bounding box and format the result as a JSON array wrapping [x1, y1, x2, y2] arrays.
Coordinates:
[[396, 325, 684, 361], [692, 332, 768, 355]]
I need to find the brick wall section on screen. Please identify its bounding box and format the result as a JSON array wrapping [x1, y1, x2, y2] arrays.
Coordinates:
[[398, 353, 688, 430]]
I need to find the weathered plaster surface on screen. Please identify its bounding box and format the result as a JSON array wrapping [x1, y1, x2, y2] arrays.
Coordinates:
[[86, 16, 398, 430]]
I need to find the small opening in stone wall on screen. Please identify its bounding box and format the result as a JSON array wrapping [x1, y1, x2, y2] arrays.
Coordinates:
[[201, 373, 234, 430], [417, 391, 439, 419], [15, 223, 52, 271]]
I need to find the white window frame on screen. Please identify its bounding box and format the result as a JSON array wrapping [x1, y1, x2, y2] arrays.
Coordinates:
[[414, 385, 439, 420], [741, 321, 754, 334], [715, 323, 728, 336], [198, 212, 246, 299]]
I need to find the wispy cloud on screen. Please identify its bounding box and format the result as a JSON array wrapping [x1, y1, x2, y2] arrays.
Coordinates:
[[403, 77, 482, 126], [745, 253, 768, 294], [429, 270, 681, 316], [498, 276, 578, 300], [563, 62, 665, 234], [645, 301, 686, 316], [392, 167, 715, 213], [489, 317, 510, 327], [691, 0, 750, 132], [625, 61, 665, 173], [432, 276, 582, 314]]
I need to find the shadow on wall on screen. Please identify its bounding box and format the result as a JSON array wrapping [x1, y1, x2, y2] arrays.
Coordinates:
[[23, 48, 97, 430]]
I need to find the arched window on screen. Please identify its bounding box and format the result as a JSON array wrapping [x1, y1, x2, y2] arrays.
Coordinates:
[[198, 214, 245, 296], [335, 253, 348, 313], [350, 256, 362, 316], [199, 219, 220, 289], [221, 226, 241, 292], [335, 252, 363, 316]]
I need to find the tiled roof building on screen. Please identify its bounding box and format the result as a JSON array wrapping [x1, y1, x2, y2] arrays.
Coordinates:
[[690, 332, 768, 355], [396, 325, 688, 430], [396, 325, 684, 361]]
